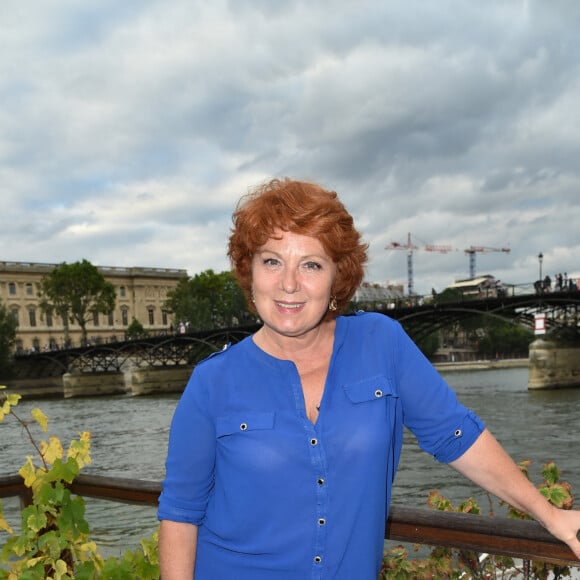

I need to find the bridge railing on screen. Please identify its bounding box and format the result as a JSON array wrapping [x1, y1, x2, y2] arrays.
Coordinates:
[[1, 473, 577, 567]]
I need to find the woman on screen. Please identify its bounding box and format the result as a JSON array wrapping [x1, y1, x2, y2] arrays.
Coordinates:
[[158, 178, 580, 579]]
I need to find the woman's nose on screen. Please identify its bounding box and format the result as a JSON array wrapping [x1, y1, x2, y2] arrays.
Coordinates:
[[281, 268, 299, 293]]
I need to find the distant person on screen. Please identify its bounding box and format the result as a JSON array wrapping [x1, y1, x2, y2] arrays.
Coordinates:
[[543, 275, 552, 292], [158, 178, 580, 579]]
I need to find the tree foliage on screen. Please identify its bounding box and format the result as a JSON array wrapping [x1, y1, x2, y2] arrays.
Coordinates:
[[415, 331, 440, 359], [126, 318, 149, 341], [0, 387, 159, 579], [0, 301, 17, 376], [39, 260, 116, 345], [477, 318, 534, 357], [164, 269, 253, 331]]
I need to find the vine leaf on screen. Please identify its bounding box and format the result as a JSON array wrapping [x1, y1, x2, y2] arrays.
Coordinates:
[[31, 407, 48, 432], [67, 431, 92, 469], [41, 435, 64, 464], [0, 389, 21, 421], [0, 502, 14, 534]]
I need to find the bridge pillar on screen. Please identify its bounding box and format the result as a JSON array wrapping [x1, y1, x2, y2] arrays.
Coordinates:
[[528, 338, 580, 390], [62, 371, 127, 398], [129, 366, 192, 396]]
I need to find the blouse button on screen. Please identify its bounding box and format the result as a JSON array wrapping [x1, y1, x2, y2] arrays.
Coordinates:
[[374, 389, 383, 398], [317, 478, 325, 486], [454, 429, 462, 437], [310, 438, 318, 446], [314, 555, 322, 564], [240, 423, 248, 431], [318, 518, 326, 526]]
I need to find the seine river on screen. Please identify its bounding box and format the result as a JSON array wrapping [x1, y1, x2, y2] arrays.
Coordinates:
[[2, 366, 580, 560]]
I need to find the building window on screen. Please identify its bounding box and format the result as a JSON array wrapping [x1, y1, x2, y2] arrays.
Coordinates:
[[148, 308, 155, 325], [8, 282, 16, 295], [32, 338, 40, 352], [46, 312, 53, 327], [11, 308, 19, 324], [108, 311, 114, 326], [162, 310, 168, 326], [119, 286, 126, 298], [121, 307, 129, 326], [26, 283, 34, 296], [93, 310, 99, 327], [29, 308, 37, 327]]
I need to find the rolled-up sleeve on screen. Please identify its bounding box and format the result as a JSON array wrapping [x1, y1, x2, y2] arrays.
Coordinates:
[[158, 369, 216, 524], [392, 321, 485, 464]]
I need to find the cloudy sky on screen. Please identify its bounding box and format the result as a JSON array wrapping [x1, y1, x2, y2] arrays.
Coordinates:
[[2, 0, 579, 295]]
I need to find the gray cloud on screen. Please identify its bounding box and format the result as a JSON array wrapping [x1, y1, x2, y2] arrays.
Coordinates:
[[1, 0, 580, 293]]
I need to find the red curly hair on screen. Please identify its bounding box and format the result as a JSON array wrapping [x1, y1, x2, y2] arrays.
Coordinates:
[[228, 178, 368, 313]]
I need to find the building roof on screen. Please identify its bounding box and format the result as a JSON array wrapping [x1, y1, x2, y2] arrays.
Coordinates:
[[447, 275, 495, 290], [352, 285, 404, 302]]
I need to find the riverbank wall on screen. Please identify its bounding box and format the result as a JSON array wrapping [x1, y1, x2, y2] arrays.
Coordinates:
[[2, 366, 193, 400], [435, 358, 528, 373]]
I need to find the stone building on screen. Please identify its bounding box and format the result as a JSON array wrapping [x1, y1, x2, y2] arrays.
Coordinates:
[[0, 261, 187, 353]]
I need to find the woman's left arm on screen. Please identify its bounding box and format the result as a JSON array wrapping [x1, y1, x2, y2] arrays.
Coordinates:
[[450, 428, 580, 559]]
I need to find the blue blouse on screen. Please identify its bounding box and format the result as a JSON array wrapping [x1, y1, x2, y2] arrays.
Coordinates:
[[158, 312, 485, 579]]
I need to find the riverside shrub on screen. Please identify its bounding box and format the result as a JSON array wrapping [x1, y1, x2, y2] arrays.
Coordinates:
[[0, 387, 159, 579]]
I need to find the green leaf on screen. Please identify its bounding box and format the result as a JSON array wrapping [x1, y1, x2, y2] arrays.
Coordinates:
[[26, 507, 48, 533], [38, 530, 66, 559], [74, 561, 99, 580], [541, 461, 561, 486], [56, 494, 89, 538], [47, 457, 79, 484]]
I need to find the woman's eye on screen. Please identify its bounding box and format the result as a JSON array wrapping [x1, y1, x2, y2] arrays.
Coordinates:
[[263, 258, 279, 266], [304, 261, 322, 270]]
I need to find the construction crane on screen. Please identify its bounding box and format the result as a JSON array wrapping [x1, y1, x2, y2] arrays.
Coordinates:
[[464, 246, 511, 279], [385, 233, 453, 295]]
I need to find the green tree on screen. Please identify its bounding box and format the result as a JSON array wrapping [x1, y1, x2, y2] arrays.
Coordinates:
[[0, 301, 17, 376], [164, 269, 251, 331], [39, 260, 116, 346], [477, 319, 534, 357], [415, 330, 440, 359], [126, 318, 149, 340]]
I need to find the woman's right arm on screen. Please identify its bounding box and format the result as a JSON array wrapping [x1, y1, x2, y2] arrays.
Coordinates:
[[159, 520, 198, 579]]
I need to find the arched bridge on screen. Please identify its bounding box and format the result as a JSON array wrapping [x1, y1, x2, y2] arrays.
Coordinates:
[[11, 286, 580, 377], [12, 326, 260, 378], [382, 286, 580, 343]]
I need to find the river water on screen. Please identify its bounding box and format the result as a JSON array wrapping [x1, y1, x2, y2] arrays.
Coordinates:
[[2, 366, 580, 560]]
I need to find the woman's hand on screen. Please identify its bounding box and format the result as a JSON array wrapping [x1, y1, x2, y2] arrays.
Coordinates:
[[543, 506, 580, 559]]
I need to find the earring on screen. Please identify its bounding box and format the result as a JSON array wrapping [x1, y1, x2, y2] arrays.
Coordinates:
[[328, 296, 338, 311], [251, 289, 256, 303]]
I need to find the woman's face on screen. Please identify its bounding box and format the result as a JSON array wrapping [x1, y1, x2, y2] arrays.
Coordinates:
[[251, 230, 336, 341]]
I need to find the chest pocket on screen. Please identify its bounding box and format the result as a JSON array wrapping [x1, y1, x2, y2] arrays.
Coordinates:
[[216, 411, 276, 438], [343, 375, 396, 404]]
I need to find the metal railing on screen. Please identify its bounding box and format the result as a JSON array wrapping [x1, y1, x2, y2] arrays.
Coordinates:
[[1, 473, 578, 566]]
